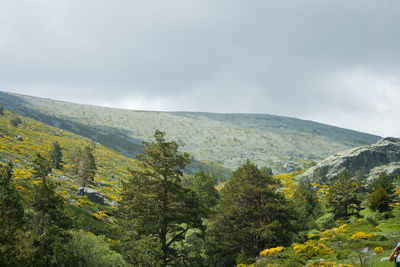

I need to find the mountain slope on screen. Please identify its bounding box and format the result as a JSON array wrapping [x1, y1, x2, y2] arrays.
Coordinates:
[[0, 91, 380, 172]]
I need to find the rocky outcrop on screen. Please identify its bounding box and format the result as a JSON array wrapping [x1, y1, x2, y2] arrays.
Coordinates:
[[300, 137, 400, 183], [367, 162, 400, 183], [15, 135, 23, 141], [78, 187, 106, 205]]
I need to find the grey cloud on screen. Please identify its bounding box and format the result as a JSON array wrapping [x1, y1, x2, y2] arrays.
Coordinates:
[[1, 0, 400, 136]]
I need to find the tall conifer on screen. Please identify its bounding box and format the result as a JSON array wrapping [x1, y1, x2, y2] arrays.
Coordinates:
[[119, 130, 203, 266]]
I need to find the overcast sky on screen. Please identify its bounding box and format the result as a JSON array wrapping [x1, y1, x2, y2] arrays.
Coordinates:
[[1, 1, 399, 137]]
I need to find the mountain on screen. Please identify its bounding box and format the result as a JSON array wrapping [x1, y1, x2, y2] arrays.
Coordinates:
[[0, 91, 380, 173], [300, 137, 400, 183]]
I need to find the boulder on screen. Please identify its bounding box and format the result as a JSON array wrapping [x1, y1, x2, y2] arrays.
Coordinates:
[[78, 187, 106, 205], [300, 138, 400, 183], [15, 135, 23, 141]]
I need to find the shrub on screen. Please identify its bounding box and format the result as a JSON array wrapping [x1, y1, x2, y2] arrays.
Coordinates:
[[10, 118, 22, 127], [64, 230, 126, 267], [364, 215, 378, 226], [316, 213, 335, 230]]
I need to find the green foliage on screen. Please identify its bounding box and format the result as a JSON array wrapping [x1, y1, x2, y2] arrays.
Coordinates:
[[114, 232, 163, 266], [326, 170, 361, 219], [119, 130, 204, 266], [31, 153, 72, 265], [371, 172, 394, 195], [209, 160, 297, 266], [10, 117, 22, 127], [190, 171, 219, 214], [77, 146, 97, 188], [0, 105, 4, 115], [49, 141, 63, 170], [369, 187, 391, 213], [0, 161, 24, 265], [293, 181, 321, 232], [315, 213, 335, 230], [32, 153, 52, 179], [61, 230, 126, 267]]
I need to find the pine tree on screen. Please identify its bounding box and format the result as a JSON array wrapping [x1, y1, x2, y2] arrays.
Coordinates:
[[31, 153, 70, 266], [49, 141, 63, 170], [371, 171, 394, 195], [209, 160, 297, 266], [76, 146, 96, 191], [190, 171, 219, 214], [326, 170, 361, 219], [369, 187, 391, 213], [293, 179, 321, 232], [0, 161, 24, 265], [119, 130, 203, 266]]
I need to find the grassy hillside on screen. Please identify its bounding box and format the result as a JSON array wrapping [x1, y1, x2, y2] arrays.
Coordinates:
[[0, 91, 380, 173], [0, 109, 137, 233], [0, 109, 228, 215], [1, 108, 400, 266]]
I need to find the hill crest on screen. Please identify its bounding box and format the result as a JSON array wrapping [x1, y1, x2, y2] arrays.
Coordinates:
[[0, 91, 380, 173]]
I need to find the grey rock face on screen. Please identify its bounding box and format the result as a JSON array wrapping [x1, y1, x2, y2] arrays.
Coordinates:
[[78, 187, 105, 205], [367, 162, 400, 183], [300, 138, 400, 182]]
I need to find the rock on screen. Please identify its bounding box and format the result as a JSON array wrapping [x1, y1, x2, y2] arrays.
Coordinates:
[[78, 187, 106, 205], [52, 173, 73, 182], [367, 162, 400, 183], [300, 137, 400, 183], [15, 135, 23, 141]]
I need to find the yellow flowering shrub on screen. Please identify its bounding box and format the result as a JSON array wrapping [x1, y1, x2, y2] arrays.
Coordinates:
[[374, 247, 383, 253], [292, 240, 334, 256], [307, 262, 337, 267], [350, 232, 376, 239], [274, 173, 296, 199], [259, 246, 285, 257]]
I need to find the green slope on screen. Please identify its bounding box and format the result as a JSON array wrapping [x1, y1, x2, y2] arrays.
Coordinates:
[[0, 109, 135, 232], [0, 91, 380, 173]]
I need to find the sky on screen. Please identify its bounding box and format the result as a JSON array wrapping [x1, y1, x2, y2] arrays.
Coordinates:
[[1, 0, 399, 137]]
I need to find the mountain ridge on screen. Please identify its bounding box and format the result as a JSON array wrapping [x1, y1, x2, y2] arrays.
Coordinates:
[[0, 91, 381, 173]]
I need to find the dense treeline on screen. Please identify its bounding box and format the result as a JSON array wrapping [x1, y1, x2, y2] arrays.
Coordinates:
[[1, 125, 399, 266]]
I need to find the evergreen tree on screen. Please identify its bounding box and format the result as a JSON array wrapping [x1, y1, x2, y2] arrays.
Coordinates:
[[326, 170, 361, 219], [369, 187, 391, 213], [31, 153, 70, 266], [0, 161, 24, 265], [354, 169, 366, 193], [371, 171, 394, 195], [0, 105, 4, 115], [77, 146, 97, 189], [190, 171, 219, 214], [119, 130, 204, 266], [49, 141, 63, 170], [293, 179, 321, 234], [209, 160, 297, 265]]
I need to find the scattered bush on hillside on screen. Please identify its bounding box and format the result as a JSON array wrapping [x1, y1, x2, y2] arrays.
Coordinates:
[[10, 117, 22, 127], [316, 213, 335, 230]]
